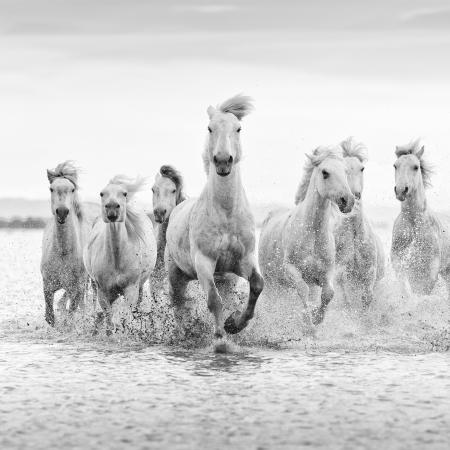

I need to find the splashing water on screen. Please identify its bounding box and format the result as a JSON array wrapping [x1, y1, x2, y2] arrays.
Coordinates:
[[1, 229, 450, 449]]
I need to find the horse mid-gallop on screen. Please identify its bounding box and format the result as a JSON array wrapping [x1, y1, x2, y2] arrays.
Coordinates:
[[391, 140, 450, 296], [40, 161, 91, 326], [258, 146, 354, 325], [151, 165, 186, 297], [84, 175, 157, 333], [166, 94, 264, 340], [334, 137, 385, 309]]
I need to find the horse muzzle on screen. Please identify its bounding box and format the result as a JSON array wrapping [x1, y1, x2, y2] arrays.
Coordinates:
[[214, 155, 233, 177], [336, 195, 355, 214], [395, 186, 409, 202], [153, 208, 167, 224], [106, 212, 119, 222], [55, 207, 69, 224]]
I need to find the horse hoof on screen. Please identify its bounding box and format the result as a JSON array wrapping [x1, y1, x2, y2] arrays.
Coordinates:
[[311, 307, 324, 326], [214, 339, 229, 354], [45, 316, 55, 327], [224, 311, 242, 335]]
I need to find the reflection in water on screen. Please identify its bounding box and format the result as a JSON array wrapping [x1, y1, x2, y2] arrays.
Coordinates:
[[1, 230, 450, 449]]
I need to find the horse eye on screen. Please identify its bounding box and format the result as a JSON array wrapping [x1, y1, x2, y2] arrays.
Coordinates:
[[100, 192, 104, 197], [393, 164, 397, 170], [413, 165, 419, 171], [237, 127, 242, 133], [208, 126, 212, 133], [123, 192, 127, 197], [361, 167, 365, 172], [172, 189, 176, 194], [71, 188, 75, 193], [322, 170, 329, 179], [50, 188, 54, 193]]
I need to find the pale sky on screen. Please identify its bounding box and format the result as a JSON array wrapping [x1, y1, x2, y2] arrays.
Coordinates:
[[1, 0, 450, 210]]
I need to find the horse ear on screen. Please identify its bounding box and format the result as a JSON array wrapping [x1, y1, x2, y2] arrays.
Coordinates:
[[207, 105, 216, 119], [417, 145, 425, 159], [47, 169, 55, 184], [154, 172, 161, 182]]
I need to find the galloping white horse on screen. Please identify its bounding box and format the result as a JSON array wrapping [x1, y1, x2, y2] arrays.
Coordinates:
[[151, 165, 186, 296], [334, 137, 385, 309], [259, 146, 354, 325], [41, 161, 90, 325], [166, 94, 264, 339], [84, 175, 157, 333], [391, 140, 450, 295]]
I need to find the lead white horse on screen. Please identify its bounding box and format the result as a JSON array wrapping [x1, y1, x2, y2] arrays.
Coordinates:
[[84, 175, 157, 333], [41, 161, 91, 325], [166, 94, 264, 341], [334, 137, 385, 309], [391, 140, 450, 295], [259, 146, 354, 325]]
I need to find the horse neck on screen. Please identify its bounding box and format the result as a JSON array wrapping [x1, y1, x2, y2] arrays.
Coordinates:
[[156, 220, 168, 268], [104, 221, 128, 269], [205, 164, 247, 212], [52, 212, 81, 256], [401, 181, 427, 224]]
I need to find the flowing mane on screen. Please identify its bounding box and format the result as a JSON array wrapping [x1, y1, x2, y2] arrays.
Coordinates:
[[395, 139, 433, 188], [109, 175, 148, 241], [218, 94, 254, 120], [340, 137, 368, 162], [159, 165, 186, 203], [294, 146, 343, 205], [47, 160, 83, 220]]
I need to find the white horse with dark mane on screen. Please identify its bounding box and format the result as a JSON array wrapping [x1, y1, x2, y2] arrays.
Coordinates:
[[41, 161, 91, 326], [259, 146, 354, 325], [151, 165, 187, 297], [334, 137, 385, 309], [84, 175, 157, 333], [391, 140, 450, 295], [166, 94, 264, 341]]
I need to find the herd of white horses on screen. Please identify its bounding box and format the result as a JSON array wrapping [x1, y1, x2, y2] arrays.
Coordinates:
[[40, 94, 450, 340]]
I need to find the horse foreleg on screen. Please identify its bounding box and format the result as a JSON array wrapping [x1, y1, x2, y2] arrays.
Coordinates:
[[311, 280, 334, 325], [43, 284, 55, 326], [96, 290, 113, 336], [224, 258, 264, 334], [195, 252, 225, 339]]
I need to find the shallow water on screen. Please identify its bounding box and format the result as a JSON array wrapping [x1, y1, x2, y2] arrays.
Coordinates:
[[1, 229, 450, 449]]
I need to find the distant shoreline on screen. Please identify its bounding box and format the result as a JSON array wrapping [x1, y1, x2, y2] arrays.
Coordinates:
[[0, 217, 46, 229]]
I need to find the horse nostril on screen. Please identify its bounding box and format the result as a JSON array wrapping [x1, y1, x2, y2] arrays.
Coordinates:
[[213, 156, 218, 164], [355, 192, 361, 200], [404, 187, 409, 194], [340, 197, 347, 206], [228, 155, 233, 164]]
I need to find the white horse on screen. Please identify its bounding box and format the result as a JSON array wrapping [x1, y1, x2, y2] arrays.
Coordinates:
[[151, 165, 187, 297], [166, 94, 264, 340], [84, 175, 157, 333], [334, 137, 385, 309], [40, 161, 91, 326], [391, 140, 450, 295], [259, 146, 354, 325]]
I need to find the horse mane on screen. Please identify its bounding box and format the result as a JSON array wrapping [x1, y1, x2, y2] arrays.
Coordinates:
[[218, 94, 254, 120], [294, 146, 343, 205], [109, 175, 148, 241], [47, 160, 83, 220], [395, 139, 433, 188], [340, 137, 368, 162], [159, 165, 186, 204]]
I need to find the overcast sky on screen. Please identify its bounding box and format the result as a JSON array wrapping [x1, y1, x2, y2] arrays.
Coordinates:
[[1, 0, 450, 210]]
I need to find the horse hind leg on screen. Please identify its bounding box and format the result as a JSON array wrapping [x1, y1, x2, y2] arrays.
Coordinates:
[[95, 289, 114, 336], [224, 262, 264, 335]]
